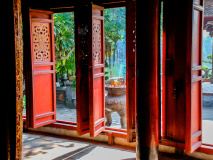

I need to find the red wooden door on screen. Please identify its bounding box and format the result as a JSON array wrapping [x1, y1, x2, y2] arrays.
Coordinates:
[[185, 0, 203, 153], [28, 9, 56, 128], [126, 0, 137, 142], [88, 4, 105, 137], [75, 3, 90, 135]]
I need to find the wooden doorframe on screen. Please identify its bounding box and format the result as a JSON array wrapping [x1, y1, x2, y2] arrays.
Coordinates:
[[13, 0, 24, 159]]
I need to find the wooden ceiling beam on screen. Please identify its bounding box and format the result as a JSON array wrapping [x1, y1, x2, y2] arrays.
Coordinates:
[[24, 0, 126, 10]]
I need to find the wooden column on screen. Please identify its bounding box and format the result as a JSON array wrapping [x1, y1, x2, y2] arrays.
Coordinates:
[[136, 0, 160, 159], [2, 0, 23, 159], [2, 2, 15, 159]]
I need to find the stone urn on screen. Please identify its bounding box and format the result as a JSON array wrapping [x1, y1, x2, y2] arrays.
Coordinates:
[[105, 81, 126, 129]]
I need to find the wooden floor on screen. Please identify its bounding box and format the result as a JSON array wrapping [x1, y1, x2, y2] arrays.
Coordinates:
[[22, 132, 200, 160]]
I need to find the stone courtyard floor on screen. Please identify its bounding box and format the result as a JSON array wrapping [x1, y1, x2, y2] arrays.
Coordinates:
[[56, 104, 122, 129], [22, 132, 200, 160], [202, 82, 213, 145], [22, 132, 136, 160], [203, 82, 213, 94]]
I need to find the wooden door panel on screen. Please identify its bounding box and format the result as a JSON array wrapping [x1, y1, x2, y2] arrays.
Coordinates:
[[126, 0, 136, 142], [28, 9, 56, 128], [185, 0, 203, 153], [163, 0, 203, 150], [89, 4, 105, 137], [163, 1, 178, 140], [75, 3, 90, 135], [34, 74, 54, 113]]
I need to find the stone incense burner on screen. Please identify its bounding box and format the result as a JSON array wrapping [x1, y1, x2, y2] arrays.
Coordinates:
[[105, 77, 126, 129]]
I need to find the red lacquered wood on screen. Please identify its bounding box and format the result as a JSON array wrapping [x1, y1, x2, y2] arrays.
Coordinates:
[[28, 9, 56, 128], [160, 139, 185, 149], [75, 3, 90, 135], [88, 4, 105, 137], [48, 122, 77, 131], [163, 0, 192, 143], [185, 0, 203, 153], [197, 145, 213, 155], [105, 127, 126, 133], [163, 1, 179, 140], [126, 0, 136, 143], [136, 0, 159, 158]]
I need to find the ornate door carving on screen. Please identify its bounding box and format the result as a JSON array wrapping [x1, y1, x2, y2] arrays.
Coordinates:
[[88, 4, 105, 137], [32, 23, 51, 61], [27, 9, 56, 128], [75, 3, 105, 137]]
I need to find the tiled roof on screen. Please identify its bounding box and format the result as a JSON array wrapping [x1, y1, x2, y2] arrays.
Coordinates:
[[205, 0, 213, 17]]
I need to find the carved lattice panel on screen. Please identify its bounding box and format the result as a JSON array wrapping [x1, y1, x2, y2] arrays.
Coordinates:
[[92, 19, 102, 64], [29, 10, 56, 129], [32, 23, 51, 62]]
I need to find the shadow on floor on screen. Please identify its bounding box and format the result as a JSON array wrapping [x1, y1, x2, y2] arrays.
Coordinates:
[[23, 132, 201, 160], [121, 153, 200, 160], [53, 145, 95, 160]]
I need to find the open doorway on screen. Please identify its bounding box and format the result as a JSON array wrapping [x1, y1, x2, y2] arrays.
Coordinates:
[[104, 7, 127, 129], [53, 12, 77, 122], [21, 3, 136, 159], [53, 7, 128, 129], [22, 2, 136, 132], [17, 0, 136, 159]]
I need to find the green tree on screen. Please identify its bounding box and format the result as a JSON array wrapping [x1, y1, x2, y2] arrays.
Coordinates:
[[104, 8, 126, 70], [203, 54, 212, 79], [54, 12, 75, 77]]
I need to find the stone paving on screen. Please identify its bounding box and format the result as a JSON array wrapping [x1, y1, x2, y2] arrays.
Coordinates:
[[22, 132, 200, 160], [56, 104, 122, 129], [203, 82, 213, 94], [202, 82, 213, 144], [22, 132, 136, 160]]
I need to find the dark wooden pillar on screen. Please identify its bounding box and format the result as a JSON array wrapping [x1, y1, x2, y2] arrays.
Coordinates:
[[3, 0, 24, 159], [136, 0, 160, 159], [2, 0, 18, 159]]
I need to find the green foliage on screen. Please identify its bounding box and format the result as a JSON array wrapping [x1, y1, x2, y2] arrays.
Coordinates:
[[105, 60, 109, 80], [54, 9, 126, 80], [104, 8, 126, 59], [202, 66, 209, 71], [54, 12, 75, 78], [56, 64, 67, 75], [54, 13, 75, 51], [203, 54, 212, 64], [23, 95, 26, 109], [72, 77, 76, 89], [202, 66, 211, 79], [207, 54, 212, 64], [202, 53, 212, 79], [202, 35, 213, 79]]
